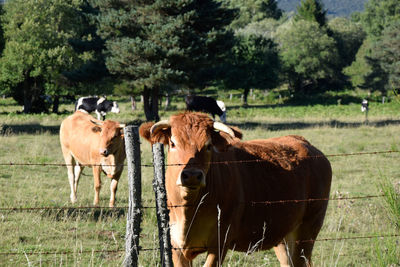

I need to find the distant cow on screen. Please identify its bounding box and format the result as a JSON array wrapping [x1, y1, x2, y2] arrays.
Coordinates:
[[60, 111, 126, 207], [75, 96, 120, 120], [185, 95, 227, 123], [140, 112, 332, 267]]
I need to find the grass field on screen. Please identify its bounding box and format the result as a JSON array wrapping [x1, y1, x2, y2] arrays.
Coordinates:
[[0, 92, 399, 266]]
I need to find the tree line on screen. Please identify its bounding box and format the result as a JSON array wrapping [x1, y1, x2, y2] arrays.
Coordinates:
[[0, 0, 398, 121]]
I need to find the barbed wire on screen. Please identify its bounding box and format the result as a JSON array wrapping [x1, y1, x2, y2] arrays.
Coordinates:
[[0, 150, 398, 168], [1, 233, 398, 256], [249, 194, 384, 206], [0, 249, 125, 256], [0, 194, 384, 212]]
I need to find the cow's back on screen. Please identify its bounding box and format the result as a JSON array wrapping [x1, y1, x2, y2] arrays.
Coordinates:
[[206, 135, 332, 250]]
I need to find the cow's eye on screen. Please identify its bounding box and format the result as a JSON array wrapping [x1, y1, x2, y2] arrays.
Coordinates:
[[170, 140, 176, 148], [206, 144, 212, 151]]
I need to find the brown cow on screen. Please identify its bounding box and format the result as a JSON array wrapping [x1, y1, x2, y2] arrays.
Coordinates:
[[140, 112, 332, 267], [60, 111, 125, 207]]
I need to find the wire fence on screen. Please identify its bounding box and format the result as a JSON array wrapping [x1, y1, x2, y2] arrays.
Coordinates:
[[0, 150, 398, 168], [1, 148, 399, 260], [1, 233, 399, 256]]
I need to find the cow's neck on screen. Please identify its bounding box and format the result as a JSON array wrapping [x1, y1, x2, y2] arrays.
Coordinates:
[[167, 185, 209, 224], [168, 188, 210, 247]]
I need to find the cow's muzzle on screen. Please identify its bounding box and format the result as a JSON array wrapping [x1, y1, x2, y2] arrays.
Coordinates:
[[178, 169, 205, 189]]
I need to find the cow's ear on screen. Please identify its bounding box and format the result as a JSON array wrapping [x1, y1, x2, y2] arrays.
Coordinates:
[[151, 127, 170, 145], [139, 122, 154, 143], [211, 131, 238, 152], [118, 124, 125, 138], [229, 126, 243, 139], [92, 126, 102, 133], [211, 122, 241, 152], [139, 122, 170, 145]]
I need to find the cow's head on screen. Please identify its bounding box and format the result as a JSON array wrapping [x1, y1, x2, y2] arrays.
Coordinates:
[[139, 112, 241, 201], [91, 119, 125, 157]]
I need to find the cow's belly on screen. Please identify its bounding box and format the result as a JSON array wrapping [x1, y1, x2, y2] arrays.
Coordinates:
[[70, 150, 92, 165], [232, 204, 306, 251]]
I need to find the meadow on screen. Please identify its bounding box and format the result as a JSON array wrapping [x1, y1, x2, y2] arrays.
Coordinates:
[[0, 91, 399, 266]]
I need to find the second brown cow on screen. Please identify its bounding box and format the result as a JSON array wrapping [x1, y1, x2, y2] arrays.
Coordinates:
[[60, 111, 125, 207]]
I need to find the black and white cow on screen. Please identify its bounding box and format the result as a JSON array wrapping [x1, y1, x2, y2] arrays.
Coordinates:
[[185, 95, 227, 123], [75, 96, 120, 120]]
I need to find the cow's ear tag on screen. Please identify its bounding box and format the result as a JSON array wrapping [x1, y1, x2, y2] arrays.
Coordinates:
[[92, 126, 102, 133]]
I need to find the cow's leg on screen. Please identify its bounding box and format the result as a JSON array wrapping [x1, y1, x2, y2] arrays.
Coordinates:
[[95, 110, 101, 120], [73, 164, 83, 197], [289, 218, 325, 267], [109, 178, 118, 207], [286, 231, 313, 267], [62, 151, 77, 203], [203, 250, 227, 267], [109, 170, 123, 207], [273, 243, 291, 267], [92, 166, 102, 206], [172, 249, 192, 267], [286, 203, 328, 267]]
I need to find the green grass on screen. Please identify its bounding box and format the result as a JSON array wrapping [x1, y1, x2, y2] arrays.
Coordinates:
[[1, 93, 400, 266]]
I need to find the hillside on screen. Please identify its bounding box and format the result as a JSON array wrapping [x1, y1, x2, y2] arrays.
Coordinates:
[[278, 0, 368, 17]]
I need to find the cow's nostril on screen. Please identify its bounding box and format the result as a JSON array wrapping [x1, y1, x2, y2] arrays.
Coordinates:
[[196, 172, 203, 181], [181, 172, 189, 181]]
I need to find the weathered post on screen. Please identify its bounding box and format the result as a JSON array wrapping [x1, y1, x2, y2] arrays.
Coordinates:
[[164, 93, 170, 111], [124, 126, 142, 267], [152, 143, 173, 267], [361, 99, 369, 124]]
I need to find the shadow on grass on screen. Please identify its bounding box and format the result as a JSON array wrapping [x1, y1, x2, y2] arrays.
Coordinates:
[[230, 119, 400, 131], [226, 104, 277, 110], [41, 207, 127, 221], [0, 124, 60, 135], [0, 121, 143, 135]]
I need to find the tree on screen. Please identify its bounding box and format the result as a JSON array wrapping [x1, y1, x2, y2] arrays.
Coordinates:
[[343, 39, 373, 89], [328, 17, 366, 69], [374, 21, 400, 92], [63, 0, 110, 93], [95, 0, 236, 121], [365, 21, 400, 94], [345, 0, 400, 95], [0, 0, 83, 113], [361, 0, 400, 40], [224, 34, 280, 105], [277, 20, 339, 92], [325, 17, 366, 91], [226, 0, 282, 29], [0, 4, 4, 54], [294, 0, 327, 28]]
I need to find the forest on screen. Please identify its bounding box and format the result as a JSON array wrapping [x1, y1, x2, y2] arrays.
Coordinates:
[[0, 0, 399, 121]]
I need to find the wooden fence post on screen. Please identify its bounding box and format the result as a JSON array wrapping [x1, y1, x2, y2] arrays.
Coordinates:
[[152, 143, 173, 267], [124, 126, 142, 267]]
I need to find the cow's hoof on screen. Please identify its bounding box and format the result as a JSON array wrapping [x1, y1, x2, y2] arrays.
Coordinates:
[[70, 195, 77, 203]]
